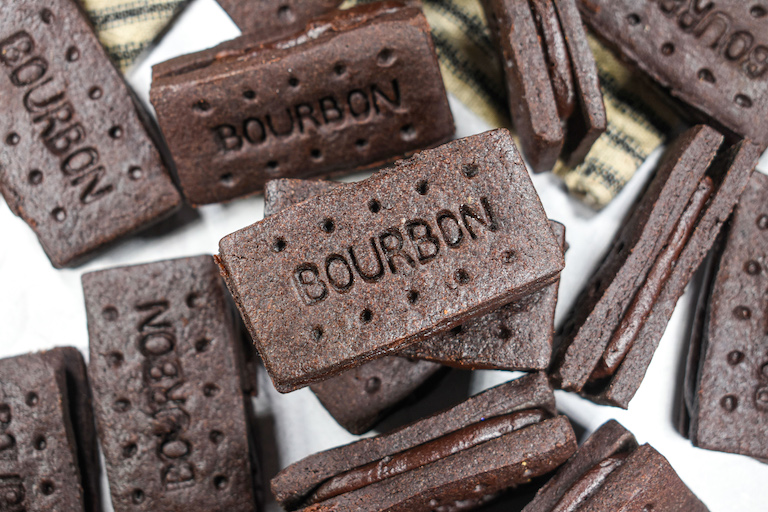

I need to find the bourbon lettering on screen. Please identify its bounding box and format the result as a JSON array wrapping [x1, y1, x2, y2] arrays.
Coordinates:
[[293, 198, 500, 305], [135, 300, 196, 490], [0, 30, 114, 204], [654, 0, 768, 78], [213, 79, 404, 151]]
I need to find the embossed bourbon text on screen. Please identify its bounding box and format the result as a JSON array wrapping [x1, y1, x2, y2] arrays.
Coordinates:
[[655, 0, 768, 78], [135, 300, 197, 490], [0, 31, 114, 204], [213, 79, 405, 151], [293, 198, 499, 305]]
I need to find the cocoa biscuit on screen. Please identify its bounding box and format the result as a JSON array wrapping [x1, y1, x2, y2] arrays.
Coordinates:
[[151, 3, 454, 205], [482, 0, 563, 173], [552, 125, 722, 393], [523, 420, 708, 511], [216, 0, 342, 36], [682, 171, 768, 461], [0, 0, 181, 268], [553, 0, 607, 166], [0, 348, 102, 511], [553, 125, 761, 408], [586, 139, 761, 407], [265, 178, 444, 434], [577, 0, 768, 148], [220, 129, 565, 392], [271, 373, 577, 511], [481, 0, 606, 172], [265, 177, 564, 372], [83, 255, 260, 512]]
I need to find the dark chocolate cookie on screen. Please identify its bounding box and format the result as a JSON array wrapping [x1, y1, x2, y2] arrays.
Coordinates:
[[83, 255, 260, 512], [0, 348, 102, 511], [219, 129, 564, 392], [272, 373, 577, 511], [553, 125, 761, 407], [578, 0, 768, 148], [524, 420, 708, 511], [682, 171, 768, 462], [0, 0, 181, 267], [151, 3, 454, 204]]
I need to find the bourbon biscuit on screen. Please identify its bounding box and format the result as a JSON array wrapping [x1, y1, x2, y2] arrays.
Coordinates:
[[83, 255, 260, 511], [265, 177, 564, 371], [553, 125, 760, 408], [219, 129, 564, 392], [151, 3, 454, 205], [0, 0, 181, 267], [578, 0, 768, 148], [682, 171, 768, 461], [0, 348, 102, 511], [272, 373, 577, 511]]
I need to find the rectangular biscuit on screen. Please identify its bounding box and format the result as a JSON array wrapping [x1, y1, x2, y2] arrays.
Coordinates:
[[83, 255, 259, 512], [0, 0, 181, 267], [552, 125, 723, 393], [216, 0, 342, 36], [151, 3, 454, 205], [578, 0, 768, 148], [220, 129, 564, 392], [589, 138, 760, 407], [481, 0, 606, 172], [554, 0, 607, 166], [272, 373, 576, 511], [482, 0, 564, 172], [524, 420, 708, 511], [682, 171, 768, 461], [265, 177, 563, 371], [0, 348, 102, 511]]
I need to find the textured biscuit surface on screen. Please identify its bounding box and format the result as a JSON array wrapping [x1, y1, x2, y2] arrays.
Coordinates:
[[83, 255, 258, 512], [578, 0, 768, 147], [266, 178, 563, 371], [523, 420, 708, 511], [0, 0, 180, 267], [685, 171, 768, 461], [217, 0, 342, 35], [553, 125, 723, 393], [272, 373, 576, 511], [0, 348, 101, 512], [221, 130, 564, 392], [151, 3, 454, 204]]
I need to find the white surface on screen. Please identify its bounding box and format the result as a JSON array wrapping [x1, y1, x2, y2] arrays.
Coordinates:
[[1, 0, 767, 510]]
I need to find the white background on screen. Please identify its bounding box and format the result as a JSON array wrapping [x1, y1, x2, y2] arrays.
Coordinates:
[[2, 0, 767, 510]]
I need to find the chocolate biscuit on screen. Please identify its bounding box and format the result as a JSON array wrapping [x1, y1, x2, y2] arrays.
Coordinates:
[[481, 0, 606, 172], [0, 348, 102, 511], [264, 177, 444, 433], [83, 255, 260, 511], [151, 3, 454, 205], [578, 0, 768, 148], [219, 130, 565, 392], [0, 0, 181, 267], [217, 0, 342, 36], [682, 171, 768, 461], [272, 373, 577, 511], [523, 420, 708, 511], [553, 125, 760, 407], [265, 177, 564, 372]]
